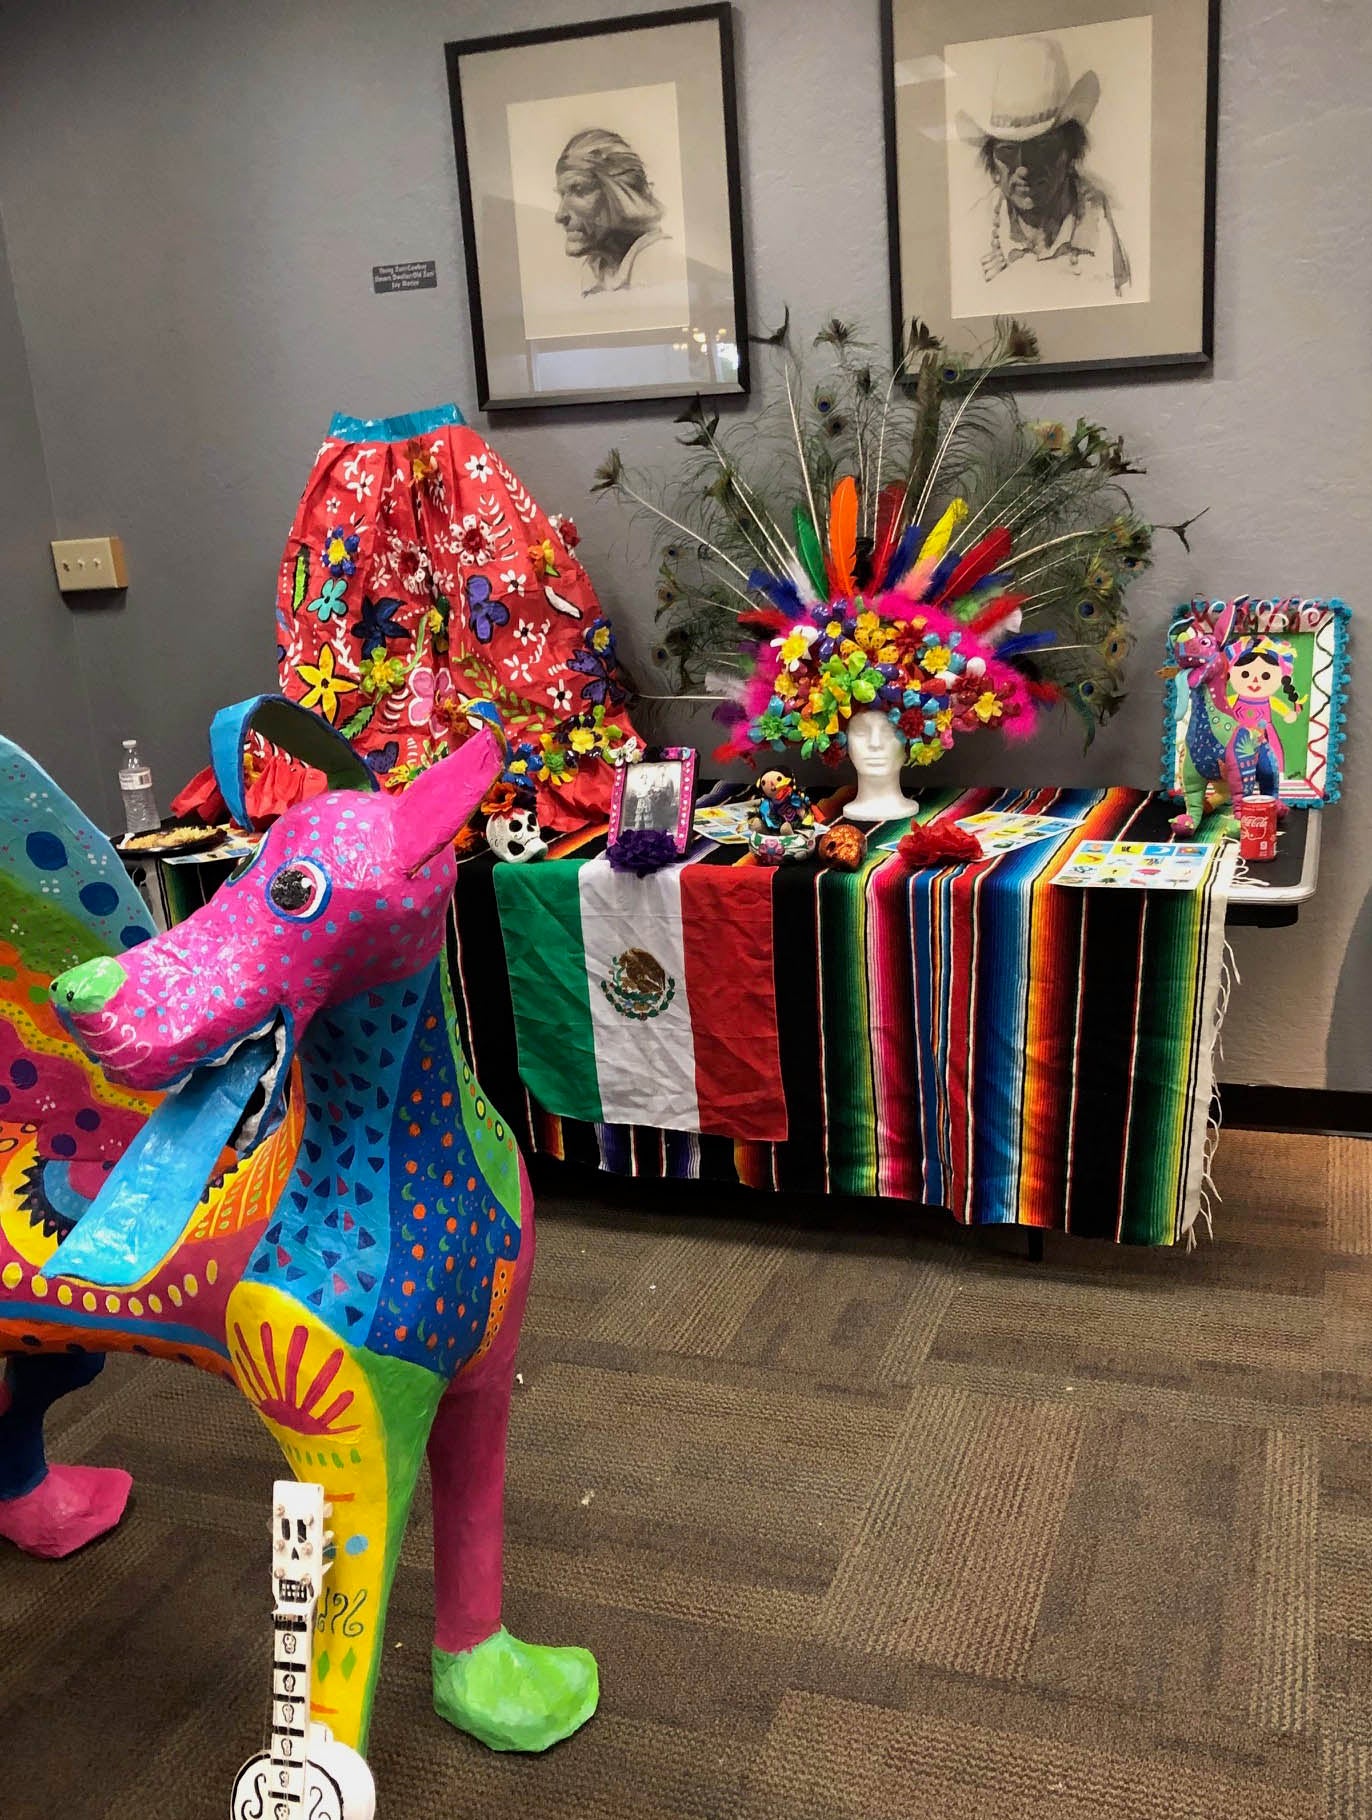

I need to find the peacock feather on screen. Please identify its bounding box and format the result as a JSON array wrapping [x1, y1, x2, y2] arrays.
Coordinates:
[[595, 314, 1198, 745]]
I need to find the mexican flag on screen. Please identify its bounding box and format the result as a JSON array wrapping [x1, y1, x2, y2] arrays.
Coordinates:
[[493, 856, 786, 1141]]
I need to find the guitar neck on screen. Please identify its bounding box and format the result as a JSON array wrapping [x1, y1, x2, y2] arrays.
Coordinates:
[[268, 1610, 314, 1810]]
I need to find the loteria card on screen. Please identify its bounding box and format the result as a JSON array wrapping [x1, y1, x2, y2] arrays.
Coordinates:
[[692, 801, 756, 844], [954, 811, 1086, 854], [1052, 840, 1219, 892], [878, 810, 1084, 856]]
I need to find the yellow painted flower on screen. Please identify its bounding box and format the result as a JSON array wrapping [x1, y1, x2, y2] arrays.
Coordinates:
[[973, 690, 1003, 724], [922, 645, 951, 674], [295, 644, 357, 724], [798, 716, 822, 740], [567, 726, 597, 754], [911, 741, 943, 766], [778, 629, 814, 667], [935, 707, 953, 731]]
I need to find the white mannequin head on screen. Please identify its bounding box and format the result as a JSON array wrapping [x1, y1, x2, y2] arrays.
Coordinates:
[[844, 709, 917, 822], [848, 710, 905, 778]]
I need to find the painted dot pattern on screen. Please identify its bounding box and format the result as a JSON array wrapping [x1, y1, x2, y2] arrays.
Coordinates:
[[366, 971, 521, 1371], [243, 974, 422, 1340]]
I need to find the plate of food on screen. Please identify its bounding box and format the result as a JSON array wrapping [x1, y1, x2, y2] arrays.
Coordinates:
[[118, 821, 231, 858]]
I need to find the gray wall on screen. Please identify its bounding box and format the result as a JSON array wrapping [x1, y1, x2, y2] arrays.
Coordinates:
[[0, 207, 100, 810], [1, 0, 1368, 1088]]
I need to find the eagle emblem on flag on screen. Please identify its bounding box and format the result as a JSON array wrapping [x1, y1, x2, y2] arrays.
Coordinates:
[[600, 948, 676, 1021]]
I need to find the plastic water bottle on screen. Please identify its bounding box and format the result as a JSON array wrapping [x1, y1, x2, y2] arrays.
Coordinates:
[[118, 739, 161, 835]]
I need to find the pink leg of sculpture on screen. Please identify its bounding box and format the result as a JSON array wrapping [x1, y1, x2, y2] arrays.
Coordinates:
[[427, 1197, 534, 1654], [0, 1463, 133, 1559], [0, 1359, 132, 1559]]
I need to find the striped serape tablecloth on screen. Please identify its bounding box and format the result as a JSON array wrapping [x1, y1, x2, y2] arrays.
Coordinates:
[[448, 786, 1236, 1246]]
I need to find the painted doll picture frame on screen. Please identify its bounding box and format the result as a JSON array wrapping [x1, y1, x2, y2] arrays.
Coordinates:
[[609, 747, 698, 853], [1160, 597, 1350, 819]]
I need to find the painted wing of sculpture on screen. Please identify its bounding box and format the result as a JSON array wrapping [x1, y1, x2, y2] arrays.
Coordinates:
[[0, 739, 161, 1288], [0, 738, 162, 1551]]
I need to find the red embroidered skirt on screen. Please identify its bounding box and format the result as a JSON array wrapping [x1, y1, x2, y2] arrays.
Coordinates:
[[275, 404, 637, 831]]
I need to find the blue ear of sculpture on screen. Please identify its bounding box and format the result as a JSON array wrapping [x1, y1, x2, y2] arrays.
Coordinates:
[[209, 695, 378, 829]]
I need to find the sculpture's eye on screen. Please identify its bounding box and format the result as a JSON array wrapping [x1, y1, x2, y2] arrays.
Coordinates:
[[267, 860, 330, 921]]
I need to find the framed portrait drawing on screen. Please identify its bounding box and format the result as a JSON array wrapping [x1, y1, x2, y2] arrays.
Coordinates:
[[1161, 598, 1351, 810], [881, 0, 1219, 379], [445, 6, 749, 411]]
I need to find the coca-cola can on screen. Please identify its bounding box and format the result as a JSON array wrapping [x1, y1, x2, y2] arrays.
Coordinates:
[[1238, 794, 1278, 862]]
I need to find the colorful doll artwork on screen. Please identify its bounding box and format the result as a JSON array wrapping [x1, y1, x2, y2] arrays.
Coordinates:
[[0, 697, 598, 1783], [746, 769, 818, 864], [275, 404, 639, 834], [1161, 596, 1351, 832]]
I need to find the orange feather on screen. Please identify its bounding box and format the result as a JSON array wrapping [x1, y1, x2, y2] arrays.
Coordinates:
[[826, 475, 858, 597]]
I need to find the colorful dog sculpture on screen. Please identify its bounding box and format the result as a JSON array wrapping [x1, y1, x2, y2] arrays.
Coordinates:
[[0, 697, 597, 1774]]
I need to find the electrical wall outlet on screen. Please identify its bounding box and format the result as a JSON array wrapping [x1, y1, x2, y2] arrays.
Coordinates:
[[51, 536, 128, 592]]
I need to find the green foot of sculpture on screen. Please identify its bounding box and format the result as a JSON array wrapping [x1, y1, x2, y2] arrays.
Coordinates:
[[432, 1628, 599, 1752]]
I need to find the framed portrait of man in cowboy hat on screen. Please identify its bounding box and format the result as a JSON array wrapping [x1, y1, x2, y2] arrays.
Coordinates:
[[882, 0, 1218, 378], [446, 6, 749, 410]]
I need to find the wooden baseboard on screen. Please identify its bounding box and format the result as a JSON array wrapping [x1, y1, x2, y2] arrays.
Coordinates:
[[1220, 1084, 1372, 1136]]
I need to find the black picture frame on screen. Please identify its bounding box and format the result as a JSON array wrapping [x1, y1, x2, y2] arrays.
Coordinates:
[[445, 5, 750, 412], [880, 0, 1220, 383]]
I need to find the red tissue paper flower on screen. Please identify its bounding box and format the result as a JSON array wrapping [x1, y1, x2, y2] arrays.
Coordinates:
[[896, 820, 985, 869]]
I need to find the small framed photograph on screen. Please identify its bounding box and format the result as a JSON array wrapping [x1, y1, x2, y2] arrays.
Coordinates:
[[444, 5, 749, 410], [882, 0, 1219, 379], [1161, 598, 1351, 809], [610, 748, 698, 852]]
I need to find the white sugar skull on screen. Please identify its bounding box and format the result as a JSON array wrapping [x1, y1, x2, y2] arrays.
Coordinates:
[[487, 806, 547, 864]]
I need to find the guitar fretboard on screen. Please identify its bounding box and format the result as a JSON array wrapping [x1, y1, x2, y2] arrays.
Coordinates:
[[268, 1612, 311, 1807]]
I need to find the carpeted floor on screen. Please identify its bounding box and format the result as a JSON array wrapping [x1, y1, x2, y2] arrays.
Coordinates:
[[4, 1127, 1370, 1819]]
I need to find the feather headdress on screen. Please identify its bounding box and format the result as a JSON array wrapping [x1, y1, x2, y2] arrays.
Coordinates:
[[595, 313, 1197, 761]]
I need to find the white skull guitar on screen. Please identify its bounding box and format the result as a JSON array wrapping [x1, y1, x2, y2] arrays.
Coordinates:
[[229, 1481, 376, 1820]]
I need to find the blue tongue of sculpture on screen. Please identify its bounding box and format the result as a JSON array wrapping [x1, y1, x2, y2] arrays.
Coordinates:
[[42, 1034, 280, 1289]]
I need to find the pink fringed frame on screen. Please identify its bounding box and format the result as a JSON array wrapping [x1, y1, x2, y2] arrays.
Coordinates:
[[609, 748, 698, 855]]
